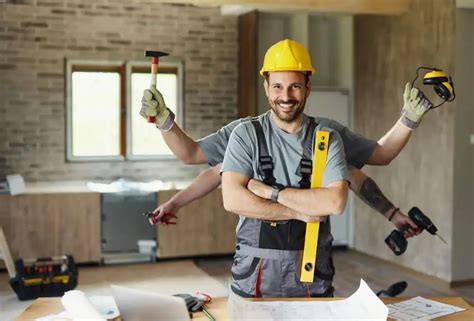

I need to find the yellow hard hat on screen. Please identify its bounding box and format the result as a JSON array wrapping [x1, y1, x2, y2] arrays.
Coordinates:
[[260, 39, 316, 76]]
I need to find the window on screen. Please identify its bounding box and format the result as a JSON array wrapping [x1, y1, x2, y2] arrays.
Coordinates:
[[66, 60, 183, 161]]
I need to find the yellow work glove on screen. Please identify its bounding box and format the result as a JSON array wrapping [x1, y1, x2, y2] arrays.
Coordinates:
[[400, 82, 433, 129], [140, 85, 175, 131]]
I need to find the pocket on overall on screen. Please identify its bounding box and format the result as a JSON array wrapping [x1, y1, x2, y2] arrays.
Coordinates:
[[230, 254, 261, 297], [281, 250, 334, 297], [314, 244, 335, 281], [231, 254, 260, 280]]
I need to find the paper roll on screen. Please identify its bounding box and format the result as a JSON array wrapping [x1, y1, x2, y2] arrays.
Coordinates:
[[61, 290, 107, 321]]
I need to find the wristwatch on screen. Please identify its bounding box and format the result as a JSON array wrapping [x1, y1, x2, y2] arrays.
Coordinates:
[[271, 183, 286, 203]]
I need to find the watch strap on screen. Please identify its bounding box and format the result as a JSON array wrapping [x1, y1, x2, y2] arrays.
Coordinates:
[[271, 184, 285, 203]]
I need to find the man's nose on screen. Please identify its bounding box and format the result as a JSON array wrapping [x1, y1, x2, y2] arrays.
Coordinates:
[[281, 88, 292, 101]]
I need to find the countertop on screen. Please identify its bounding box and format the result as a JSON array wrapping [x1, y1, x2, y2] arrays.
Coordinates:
[[19, 180, 194, 194]]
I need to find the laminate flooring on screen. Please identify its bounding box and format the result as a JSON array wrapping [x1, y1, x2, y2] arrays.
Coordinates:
[[194, 248, 474, 304], [2, 249, 473, 321]]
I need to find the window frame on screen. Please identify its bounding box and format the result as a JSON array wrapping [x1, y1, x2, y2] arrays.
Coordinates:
[[65, 59, 184, 162]]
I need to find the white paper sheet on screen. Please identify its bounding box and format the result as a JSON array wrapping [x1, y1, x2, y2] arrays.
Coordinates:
[[36, 310, 70, 321], [387, 296, 465, 320], [228, 279, 388, 321], [111, 284, 191, 321]]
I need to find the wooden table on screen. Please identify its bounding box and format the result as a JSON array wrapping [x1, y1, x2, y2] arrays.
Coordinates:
[[15, 296, 473, 321]]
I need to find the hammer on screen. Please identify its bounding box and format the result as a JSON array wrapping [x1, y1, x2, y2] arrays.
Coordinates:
[[144, 50, 169, 123]]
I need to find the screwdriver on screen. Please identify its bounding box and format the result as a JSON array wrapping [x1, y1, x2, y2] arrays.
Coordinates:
[[202, 306, 216, 321]]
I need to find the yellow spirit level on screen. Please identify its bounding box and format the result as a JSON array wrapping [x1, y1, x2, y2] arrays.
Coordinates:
[[300, 130, 329, 283]]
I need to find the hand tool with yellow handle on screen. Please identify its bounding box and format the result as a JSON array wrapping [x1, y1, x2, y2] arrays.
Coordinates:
[[144, 50, 169, 123], [300, 130, 329, 283]]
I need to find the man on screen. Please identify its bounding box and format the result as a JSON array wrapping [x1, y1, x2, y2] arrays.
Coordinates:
[[140, 63, 431, 237], [219, 39, 348, 297], [141, 39, 431, 297]]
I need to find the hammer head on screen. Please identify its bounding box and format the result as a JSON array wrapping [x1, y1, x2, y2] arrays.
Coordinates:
[[144, 50, 169, 58]]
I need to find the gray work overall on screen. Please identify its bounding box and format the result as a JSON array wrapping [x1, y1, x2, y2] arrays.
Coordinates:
[[230, 118, 336, 298]]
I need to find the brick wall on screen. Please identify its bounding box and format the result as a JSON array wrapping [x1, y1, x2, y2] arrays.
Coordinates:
[[0, 0, 238, 182]]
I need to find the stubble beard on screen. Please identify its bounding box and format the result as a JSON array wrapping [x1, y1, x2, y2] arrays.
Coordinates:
[[269, 97, 306, 123]]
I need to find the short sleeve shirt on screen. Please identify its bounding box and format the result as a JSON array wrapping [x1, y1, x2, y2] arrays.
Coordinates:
[[221, 112, 348, 188], [198, 115, 376, 169]]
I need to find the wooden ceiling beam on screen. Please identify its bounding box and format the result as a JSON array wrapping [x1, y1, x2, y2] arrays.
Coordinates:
[[161, 0, 409, 15]]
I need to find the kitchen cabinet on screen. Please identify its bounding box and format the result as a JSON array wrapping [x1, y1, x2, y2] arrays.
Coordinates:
[[157, 189, 238, 258], [0, 193, 101, 263], [0, 187, 238, 265]]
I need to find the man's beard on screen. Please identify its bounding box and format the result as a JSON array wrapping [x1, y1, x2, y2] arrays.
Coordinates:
[[269, 97, 306, 123]]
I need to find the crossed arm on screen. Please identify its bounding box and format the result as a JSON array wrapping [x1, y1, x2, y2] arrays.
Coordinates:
[[221, 171, 348, 222], [152, 165, 419, 236], [222, 169, 418, 235]]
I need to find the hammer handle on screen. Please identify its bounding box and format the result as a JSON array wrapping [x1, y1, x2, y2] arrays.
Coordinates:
[[147, 57, 160, 123], [150, 57, 159, 85]]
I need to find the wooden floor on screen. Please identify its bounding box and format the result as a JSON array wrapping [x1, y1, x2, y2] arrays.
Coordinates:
[[2, 249, 473, 320], [194, 248, 474, 304], [1, 259, 228, 320]]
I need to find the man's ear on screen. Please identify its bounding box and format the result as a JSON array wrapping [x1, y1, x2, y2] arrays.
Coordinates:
[[306, 79, 312, 98], [263, 79, 269, 97]]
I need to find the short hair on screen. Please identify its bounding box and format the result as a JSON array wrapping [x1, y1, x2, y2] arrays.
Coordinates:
[[264, 72, 311, 86]]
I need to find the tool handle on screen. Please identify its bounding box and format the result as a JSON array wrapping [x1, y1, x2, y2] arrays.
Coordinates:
[[385, 230, 407, 256], [147, 57, 160, 123], [150, 57, 159, 85], [399, 224, 414, 235]]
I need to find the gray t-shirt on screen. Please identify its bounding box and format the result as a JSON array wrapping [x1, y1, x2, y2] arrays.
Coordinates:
[[198, 115, 376, 169], [221, 112, 348, 188]]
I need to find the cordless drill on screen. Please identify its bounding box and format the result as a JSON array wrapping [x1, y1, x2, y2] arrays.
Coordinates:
[[385, 207, 447, 256]]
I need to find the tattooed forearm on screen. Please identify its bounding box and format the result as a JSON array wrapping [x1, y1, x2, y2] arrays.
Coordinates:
[[356, 177, 394, 216]]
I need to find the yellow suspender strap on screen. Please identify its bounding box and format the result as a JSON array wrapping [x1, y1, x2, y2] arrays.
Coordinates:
[[300, 130, 330, 283]]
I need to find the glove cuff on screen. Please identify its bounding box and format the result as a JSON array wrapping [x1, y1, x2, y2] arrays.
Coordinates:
[[156, 108, 175, 131], [400, 113, 419, 129]]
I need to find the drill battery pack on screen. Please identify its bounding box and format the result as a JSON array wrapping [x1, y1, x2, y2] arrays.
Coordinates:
[[9, 255, 78, 301]]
